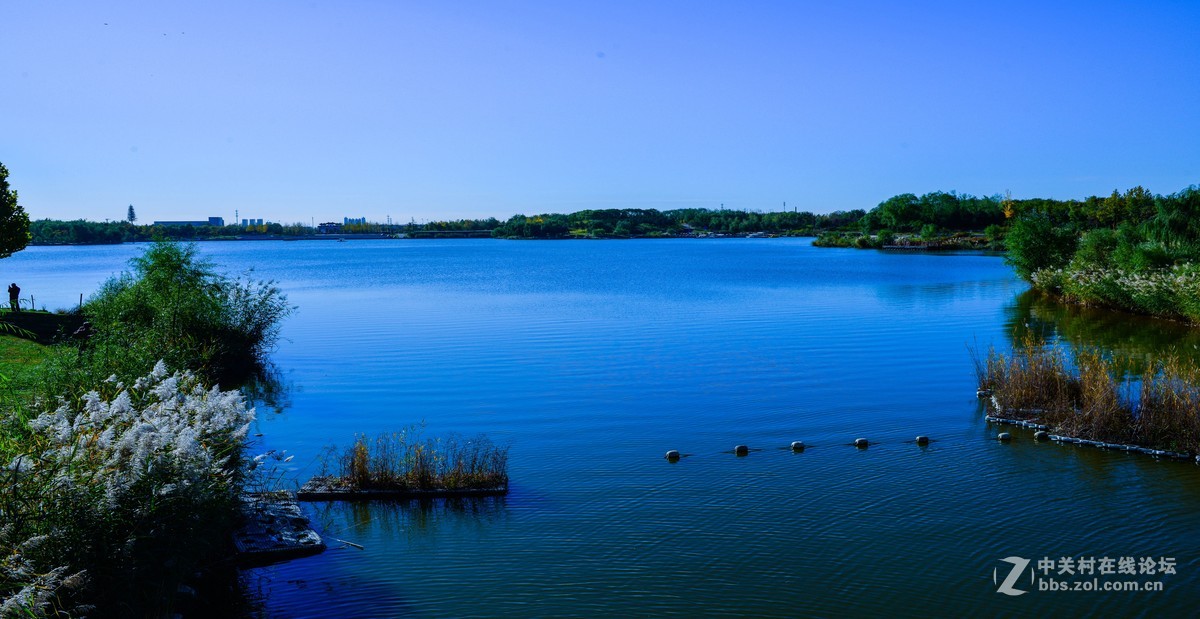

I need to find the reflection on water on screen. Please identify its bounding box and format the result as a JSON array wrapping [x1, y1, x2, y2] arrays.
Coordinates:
[[1005, 289, 1200, 373], [13, 240, 1200, 617], [241, 361, 292, 415], [309, 497, 510, 545]]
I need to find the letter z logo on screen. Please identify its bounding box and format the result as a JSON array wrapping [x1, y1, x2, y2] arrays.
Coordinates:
[[994, 556, 1031, 596]]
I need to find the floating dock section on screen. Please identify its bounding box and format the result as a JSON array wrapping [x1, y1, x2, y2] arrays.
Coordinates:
[[297, 475, 508, 501]]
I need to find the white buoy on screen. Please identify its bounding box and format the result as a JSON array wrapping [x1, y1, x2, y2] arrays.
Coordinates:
[[665, 450, 681, 461], [734, 445, 749, 456], [915, 436, 929, 445], [997, 432, 1012, 442], [790, 441, 805, 452], [1033, 431, 1048, 441], [854, 438, 869, 448]]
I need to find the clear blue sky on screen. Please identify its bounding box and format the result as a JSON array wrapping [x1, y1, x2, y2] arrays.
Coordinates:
[[4, 0, 1198, 225]]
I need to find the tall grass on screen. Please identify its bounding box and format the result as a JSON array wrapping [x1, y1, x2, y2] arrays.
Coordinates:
[[979, 336, 1077, 415], [0, 363, 254, 617], [978, 337, 1200, 453], [324, 427, 508, 492], [1032, 264, 1200, 324], [0, 241, 291, 616]]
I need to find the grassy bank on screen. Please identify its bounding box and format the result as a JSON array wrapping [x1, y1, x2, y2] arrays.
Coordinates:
[[0, 241, 290, 617], [1031, 264, 1200, 324], [0, 335, 48, 376], [977, 340, 1200, 454]]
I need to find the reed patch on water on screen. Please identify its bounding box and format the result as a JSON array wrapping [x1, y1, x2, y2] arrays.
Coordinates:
[[977, 337, 1200, 454], [322, 427, 509, 492]]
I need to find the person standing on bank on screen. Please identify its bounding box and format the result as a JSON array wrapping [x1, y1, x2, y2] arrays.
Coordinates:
[[7, 282, 19, 312]]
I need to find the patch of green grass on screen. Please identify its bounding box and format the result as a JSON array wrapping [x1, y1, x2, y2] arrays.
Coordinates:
[[0, 334, 50, 379]]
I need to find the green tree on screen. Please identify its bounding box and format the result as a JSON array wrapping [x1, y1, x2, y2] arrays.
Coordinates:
[[126, 204, 137, 224], [1146, 186, 1200, 249], [1123, 186, 1155, 221], [1097, 190, 1125, 227], [876, 193, 922, 231], [1005, 212, 1078, 280], [0, 162, 32, 259]]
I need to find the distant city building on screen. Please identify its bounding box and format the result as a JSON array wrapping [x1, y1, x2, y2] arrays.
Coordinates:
[[318, 222, 342, 234], [153, 216, 225, 227], [241, 218, 265, 226], [344, 217, 366, 225]]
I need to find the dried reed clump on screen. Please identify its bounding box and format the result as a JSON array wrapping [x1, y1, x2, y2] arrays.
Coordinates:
[[1067, 350, 1132, 443], [978, 339, 1200, 454], [1135, 357, 1200, 453], [978, 336, 1077, 419], [329, 427, 508, 492]]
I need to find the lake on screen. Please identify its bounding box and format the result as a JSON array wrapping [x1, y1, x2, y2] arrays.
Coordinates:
[[7, 238, 1200, 617]]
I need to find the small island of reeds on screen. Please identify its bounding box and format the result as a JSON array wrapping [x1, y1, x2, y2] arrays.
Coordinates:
[[298, 429, 509, 500], [977, 338, 1200, 456]]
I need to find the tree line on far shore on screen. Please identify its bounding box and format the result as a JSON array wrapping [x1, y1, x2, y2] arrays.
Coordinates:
[[488, 207, 868, 238]]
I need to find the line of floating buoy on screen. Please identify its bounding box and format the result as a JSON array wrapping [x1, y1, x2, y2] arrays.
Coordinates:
[[985, 395, 1197, 460], [665, 436, 950, 461]]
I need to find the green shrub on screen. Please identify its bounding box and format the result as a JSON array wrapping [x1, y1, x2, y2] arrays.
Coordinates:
[[1005, 212, 1078, 280], [1072, 228, 1119, 268], [82, 241, 291, 386], [983, 223, 1005, 246]]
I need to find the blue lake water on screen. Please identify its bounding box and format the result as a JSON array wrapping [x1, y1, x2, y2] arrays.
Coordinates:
[[8, 239, 1200, 617]]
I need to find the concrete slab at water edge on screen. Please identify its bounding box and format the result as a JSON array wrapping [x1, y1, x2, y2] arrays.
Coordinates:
[[297, 475, 508, 501], [234, 493, 325, 567], [984, 398, 1194, 461]]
